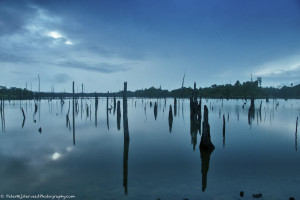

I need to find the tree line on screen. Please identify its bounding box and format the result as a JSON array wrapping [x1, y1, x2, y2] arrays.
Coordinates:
[[1, 80, 300, 100]]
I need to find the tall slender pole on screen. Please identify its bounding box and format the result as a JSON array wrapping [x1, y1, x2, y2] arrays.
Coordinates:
[[73, 81, 75, 145], [38, 74, 40, 101]]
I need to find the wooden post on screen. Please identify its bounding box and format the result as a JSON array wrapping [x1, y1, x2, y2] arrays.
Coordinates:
[[193, 82, 197, 103], [122, 82, 130, 194], [95, 93, 98, 127], [174, 98, 177, 116], [106, 91, 109, 130], [296, 116, 298, 152], [38, 74, 40, 101], [123, 82, 129, 140], [113, 95, 116, 114], [223, 114, 225, 148], [72, 81, 75, 145]]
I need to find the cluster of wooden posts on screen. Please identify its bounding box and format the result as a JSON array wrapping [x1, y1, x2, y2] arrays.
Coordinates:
[[1, 96, 5, 132]]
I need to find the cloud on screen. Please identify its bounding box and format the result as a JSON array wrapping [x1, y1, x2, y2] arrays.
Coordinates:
[[0, 1, 36, 36], [59, 61, 130, 73], [47, 31, 73, 45], [0, 53, 34, 64], [252, 55, 300, 86], [48, 31, 63, 39], [52, 73, 71, 84], [253, 55, 300, 77]]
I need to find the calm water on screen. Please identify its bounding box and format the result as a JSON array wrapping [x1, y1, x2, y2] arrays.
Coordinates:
[[0, 98, 299, 200]]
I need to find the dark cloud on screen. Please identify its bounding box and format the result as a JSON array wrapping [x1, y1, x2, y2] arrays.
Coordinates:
[[59, 61, 130, 73], [0, 53, 34, 64], [52, 73, 71, 84], [0, 0, 36, 36]]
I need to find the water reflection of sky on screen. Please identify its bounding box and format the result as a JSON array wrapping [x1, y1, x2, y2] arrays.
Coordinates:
[[0, 98, 299, 200]]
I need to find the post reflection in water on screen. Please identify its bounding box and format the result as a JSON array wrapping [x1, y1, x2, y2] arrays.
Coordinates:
[[190, 99, 201, 151], [2, 97, 300, 199], [154, 102, 158, 120], [168, 105, 173, 133], [199, 105, 214, 192], [200, 147, 213, 192], [248, 98, 255, 126], [117, 100, 121, 130], [123, 82, 130, 195]]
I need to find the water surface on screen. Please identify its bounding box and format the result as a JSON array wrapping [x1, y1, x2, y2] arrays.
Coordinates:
[[0, 98, 299, 200]]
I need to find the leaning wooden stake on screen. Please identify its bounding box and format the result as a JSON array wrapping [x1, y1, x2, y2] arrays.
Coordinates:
[[21, 107, 26, 128]]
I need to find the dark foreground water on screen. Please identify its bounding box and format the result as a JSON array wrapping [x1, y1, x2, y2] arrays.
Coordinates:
[[0, 98, 299, 200]]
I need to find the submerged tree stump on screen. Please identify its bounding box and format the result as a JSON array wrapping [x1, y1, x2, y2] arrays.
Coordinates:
[[200, 105, 215, 150]]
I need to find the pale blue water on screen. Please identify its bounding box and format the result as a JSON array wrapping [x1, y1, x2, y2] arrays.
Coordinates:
[[0, 98, 299, 200]]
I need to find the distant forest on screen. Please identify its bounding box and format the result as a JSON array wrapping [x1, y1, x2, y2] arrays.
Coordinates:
[[1, 80, 300, 100]]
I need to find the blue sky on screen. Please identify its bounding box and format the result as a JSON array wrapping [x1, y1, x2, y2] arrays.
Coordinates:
[[1, 0, 300, 92]]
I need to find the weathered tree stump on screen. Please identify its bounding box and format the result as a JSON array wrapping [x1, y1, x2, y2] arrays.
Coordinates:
[[200, 105, 215, 150]]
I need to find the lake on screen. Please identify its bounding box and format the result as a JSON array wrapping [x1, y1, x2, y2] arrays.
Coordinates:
[[0, 98, 299, 200]]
